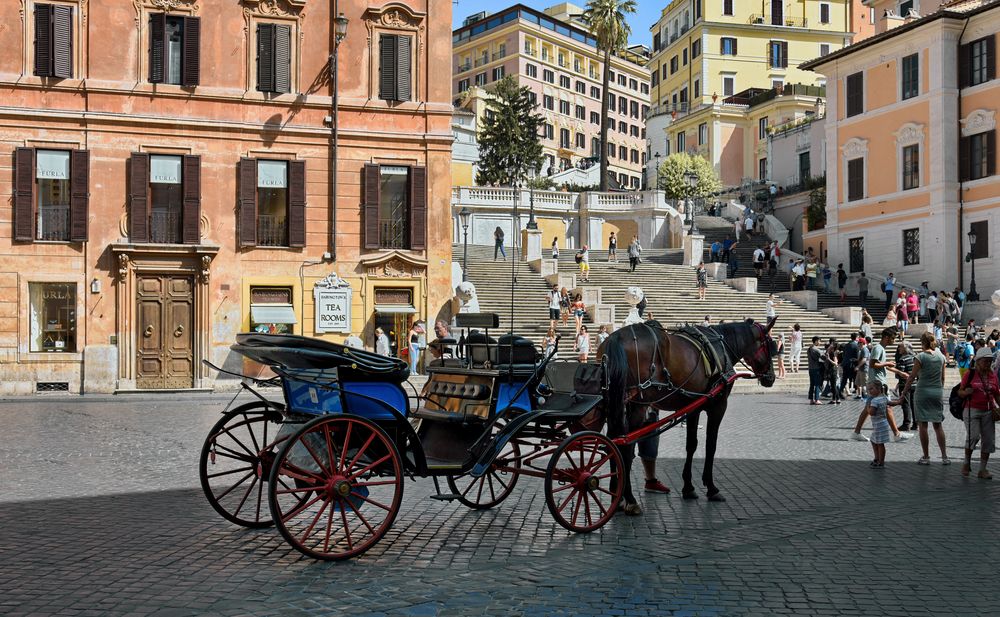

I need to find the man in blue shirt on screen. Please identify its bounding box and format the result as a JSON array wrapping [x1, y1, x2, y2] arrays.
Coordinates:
[[710, 240, 722, 263]]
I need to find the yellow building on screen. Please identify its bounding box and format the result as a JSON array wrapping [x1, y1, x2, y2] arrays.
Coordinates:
[[452, 3, 650, 189], [645, 0, 870, 186], [802, 0, 1000, 295]]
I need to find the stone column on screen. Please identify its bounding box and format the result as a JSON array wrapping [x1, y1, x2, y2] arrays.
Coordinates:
[[683, 233, 705, 266], [522, 228, 543, 262]]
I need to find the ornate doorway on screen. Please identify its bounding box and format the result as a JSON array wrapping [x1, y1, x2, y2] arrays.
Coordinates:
[[136, 275, 194, 389]]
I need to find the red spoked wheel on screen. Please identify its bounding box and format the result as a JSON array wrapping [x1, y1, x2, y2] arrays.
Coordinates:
[[446, 437, 521, 510], [199, 402, 284, 528], [544, 431, 623, 533], [268, 414, 404, 560]]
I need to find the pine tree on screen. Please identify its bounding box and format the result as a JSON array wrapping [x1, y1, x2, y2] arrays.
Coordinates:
[[476, 76, 544, 187]]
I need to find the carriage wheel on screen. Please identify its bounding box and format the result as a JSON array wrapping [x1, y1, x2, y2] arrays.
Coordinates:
[[268, 414, 404, 560], [544, 431, 623, 533], [446, 438, 522, 510], [199, 402, 283, 528]]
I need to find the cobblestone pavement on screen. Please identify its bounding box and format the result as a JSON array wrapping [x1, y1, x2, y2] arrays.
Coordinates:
[[1, 391, 998, 617]]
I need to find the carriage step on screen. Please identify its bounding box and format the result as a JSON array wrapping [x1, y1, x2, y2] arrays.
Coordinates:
[[430, 493, 463, 501]]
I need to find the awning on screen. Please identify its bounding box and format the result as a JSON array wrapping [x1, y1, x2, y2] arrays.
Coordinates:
[[374, 304, 416, 314], [251, 304, 297, 324]]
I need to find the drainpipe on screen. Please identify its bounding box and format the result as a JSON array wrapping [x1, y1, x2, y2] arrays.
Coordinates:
[[957, 17, 970, 292], [329, 0, 340, 261]]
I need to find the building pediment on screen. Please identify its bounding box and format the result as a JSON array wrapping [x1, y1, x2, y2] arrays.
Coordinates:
[[362, 3, 426, 29], [961, 109, 995, 137], [360, 250, 428, 278], [841, 137, 868, 159]]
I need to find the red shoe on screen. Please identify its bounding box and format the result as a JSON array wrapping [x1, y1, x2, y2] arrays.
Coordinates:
[[644, 478, 671, 494]]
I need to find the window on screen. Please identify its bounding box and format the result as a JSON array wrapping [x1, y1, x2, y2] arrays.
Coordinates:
[[238, 158, 305, 248], [575, 80, 586, 94], [820, 43, 830, 56], [259, 23, 293, 94], [723, 75, 735, 96], [772, 79, 784, 90], [723, 0, 734, 16], [492, 66, 505, 81], [590, 86, 600, 99], [618, 74, 627, 86], [618, 121, 627, 133], [845, 71, 863, 117], [692, 40, 701, 59], [629, 78, 638, 90], [721, 37, 737, 56], [457, 78, 469, 92], [662, 65, 668, 79], [799, 151, 811, 183], [29, 283, 77, 353], [653, 32, 661, 51], [769, 41, 788, 69], [560, 128, 571, 148], [474, 72, 486, 86], [559, 75, 570, 88], [758, 117, 768, 139], [33, 3, 74, 79], [680, 88, 688, 104], [590, 111, 600, 124], [527, 91, 536, 105], [758, 158, 767, 180], [902, 144, 919, 190], [960, 131, 995, 181], [249, 287, 295, 335], [607, 117, 615, 132], [693, 79, 701, 99], [695, 1, 702, 20], [961, 36, 994, 88], [699, 123, 707, 145], [526, 63, 537, 78], [820, 3, 830, 24], [970, 220, 989, 259], [543, 95, 554, 110], [902, 228, 920, 266], [576, 132, 586, 149], [676, 132, 686, 152], [608, 143, 616, 158], [13, 148, 89, 243], [670, 56, 679, 74], [543, 69, 554, 83], [899, 0, 914, 15], [575, 104, 585, 119], [630, 101, 639, 118], [849, 237, 864, 273], [901, 53, 919, 99], [362, 164, 425, 250], [559, 100, 570, 115], [619, 97, 627, 114], [682, 49, 688, 66], [630, 149, 639, 163], [630, 125, 639, 137], [592, 137, 601, 157], [127, 153, 202, 244], [543, 123, 554, 139], [149, 13, 200, 86], [641, 83, 649, 94], [619, 145, 627, 160], [847, 157, 864, 201]]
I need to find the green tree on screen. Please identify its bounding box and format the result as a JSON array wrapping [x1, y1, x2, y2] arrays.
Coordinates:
[[657, 152, 721, 199], [806, 185, 827, 230], [476, 76, 544, 187], [583, 0, 637, 192]]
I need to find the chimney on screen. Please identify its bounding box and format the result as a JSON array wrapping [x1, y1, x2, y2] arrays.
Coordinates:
[[882, 9, 906, 32]]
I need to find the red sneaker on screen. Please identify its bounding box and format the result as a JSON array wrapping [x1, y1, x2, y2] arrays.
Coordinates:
[[644, 478, 671, 494]]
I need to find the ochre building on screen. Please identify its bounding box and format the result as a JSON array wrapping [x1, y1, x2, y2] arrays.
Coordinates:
[[0, 0, 453, 394]]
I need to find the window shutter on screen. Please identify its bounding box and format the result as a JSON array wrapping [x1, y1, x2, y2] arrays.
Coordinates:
[[379, 34, 397, 100], [781, 41, 788, 68], [51, 5, 73, 79], [959, 136, 971, 181], [181, 16, 201, 87], [767, 42, 772, 67], [363, 164, 381, 250], [988, 131, 997, 177], [410, 166, 426, 250], [732, 38, 737, 56], [238, 158, 257, 247], [287, 160, 306, 247], [396, 35, 412, 102], [274, 24, 291, 94], [69, 149, 89, 242], [13, 148, 35, 242], [34, 4, 53, 77], [256, 24, 275, 93], [148, 13, 166, 83], [182, 155, 201, 244], [128, 153, 150, 243], [987, 35, 996, 82], [959, 44, 969, 89]]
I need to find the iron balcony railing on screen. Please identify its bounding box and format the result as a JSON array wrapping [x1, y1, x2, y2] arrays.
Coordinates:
[[748, 14, 808, 28], [149, 210, 181, 244], [257, 214, 288, 247], [475, 56, 489, 67], [524, 47, 536, 57], [492, 50, 506, 61], [457, 61, 471, 72], [37, 205, 69, 241], [379, 219, 409, 250]]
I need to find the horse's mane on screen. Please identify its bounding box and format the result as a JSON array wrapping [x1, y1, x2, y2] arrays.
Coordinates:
[[708, 321, 757, 361]]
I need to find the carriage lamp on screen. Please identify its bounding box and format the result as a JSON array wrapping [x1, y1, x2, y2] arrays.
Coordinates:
[[459, 206, 471, 282], [968, 227, 980, 301], [335, 13, 349, 44]]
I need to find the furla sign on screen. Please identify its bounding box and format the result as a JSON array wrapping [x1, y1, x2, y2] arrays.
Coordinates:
[[313, 273, 352, 334]]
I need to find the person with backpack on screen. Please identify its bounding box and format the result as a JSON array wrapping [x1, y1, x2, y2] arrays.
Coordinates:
[[900, 332, 948, 465], [956, 335, 975, 378], [627, 236, 642, 273], [957, 347, 1000, 479], [577, 245, 590, 282], [883, 273, 896, 310], [493, 226, 506, 261], [837, 264, 848, 303]]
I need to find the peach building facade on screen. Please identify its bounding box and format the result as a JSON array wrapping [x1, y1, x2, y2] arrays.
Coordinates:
[[0, 0, 454, 394], [804, 0, 1000, 294]]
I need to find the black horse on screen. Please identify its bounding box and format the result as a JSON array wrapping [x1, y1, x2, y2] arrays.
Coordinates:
[[596, 318, 777, 511]]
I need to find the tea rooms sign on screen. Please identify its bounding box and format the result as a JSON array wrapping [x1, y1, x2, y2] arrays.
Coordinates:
[[313, 273, 352, 334]]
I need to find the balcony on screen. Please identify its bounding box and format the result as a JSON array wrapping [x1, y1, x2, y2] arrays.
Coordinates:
[[457, 61, 471, 72], [644, 101, 692, 120], [492, 50, 506, 61], [257, 214, 288, 247], [474, 56, 489, 67], [37, 205, 69, 241], [524, 47, 536, 57], [558, 58, 569, 68], [748, 14, 808, 28], [149, 210, 182, 243]]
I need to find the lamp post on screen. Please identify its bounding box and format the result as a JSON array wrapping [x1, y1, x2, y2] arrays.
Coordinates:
[[459, 207, 471, 282], [653, 152, 662, 190], [329, 10, 349, 258], [526, 182, 537, 230], [968, 227, 980, 301], [685, 170, 699, 235]]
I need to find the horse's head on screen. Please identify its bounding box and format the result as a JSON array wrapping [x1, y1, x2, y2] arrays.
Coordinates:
[[741, 317, 778, 387]]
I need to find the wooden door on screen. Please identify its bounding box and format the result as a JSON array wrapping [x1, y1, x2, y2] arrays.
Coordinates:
[[136, 275, 194, 389], [771, 0, 783, 25]]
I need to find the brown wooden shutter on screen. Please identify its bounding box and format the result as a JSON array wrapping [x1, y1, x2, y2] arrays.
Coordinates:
[[274, 24, 291, 94], [396, 36, 412, 102], [287, 160, 306, 247], [959, 135, 971, 181], [987, 35, 996, 82], [780, 41, 788, 68], [238, 158, 257, 247], [13, 148, 35, 242], [409, 166, 426, 250], [732, 38, 737, 56], [988, 131, 997, 177], [51, 5, 73, 79], [766, 42, 773, 67], [148, 13, 166, 83], [379, 35, 397, 100], [182, 16, 200, 87], [34, 4, 53, 77], [69, 149, 89, 242], [959, 43, 969, 89], [256, 24, 275, 93], [363, 164, 381, 249], [128, 153, 150, 243], [182, 155, 201, 244]]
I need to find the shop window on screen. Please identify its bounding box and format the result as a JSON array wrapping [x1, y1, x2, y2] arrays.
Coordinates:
[[14, 148, 89, 243], [249, 286, 295, 334], [29, 282, 77, 353]]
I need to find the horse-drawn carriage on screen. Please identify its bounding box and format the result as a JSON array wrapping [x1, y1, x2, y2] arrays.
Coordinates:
[[200, 313, 778, 560]]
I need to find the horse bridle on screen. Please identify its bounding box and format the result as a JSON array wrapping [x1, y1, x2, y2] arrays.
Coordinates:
[[720, 321, 774, 379]]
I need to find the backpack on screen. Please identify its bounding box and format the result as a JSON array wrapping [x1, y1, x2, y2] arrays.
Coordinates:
[[574, 252, 583, 264], [950, 370, 976, 420], [955, 343, 971, 365], [880, 281, 886, 292]]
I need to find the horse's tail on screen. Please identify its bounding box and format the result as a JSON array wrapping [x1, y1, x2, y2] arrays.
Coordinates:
[[603, 332, 631, 438]]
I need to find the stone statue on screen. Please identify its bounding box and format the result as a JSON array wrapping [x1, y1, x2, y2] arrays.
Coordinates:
[[623, 286, 644, 326], [985, 290, 1000, 330], [455, 281, 481, 314]]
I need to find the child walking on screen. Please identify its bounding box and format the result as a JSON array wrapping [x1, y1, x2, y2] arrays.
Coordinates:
[[860, 381, 902, 468]]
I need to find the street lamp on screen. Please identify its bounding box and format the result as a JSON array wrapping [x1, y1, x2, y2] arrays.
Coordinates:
[[968, 227, 980, 301], [329, 11, 349, 258], [653, 152, 662, 190], [685, 170, 699, 235], [459, 207, 471, 282], [526, 180, 537, 230]]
